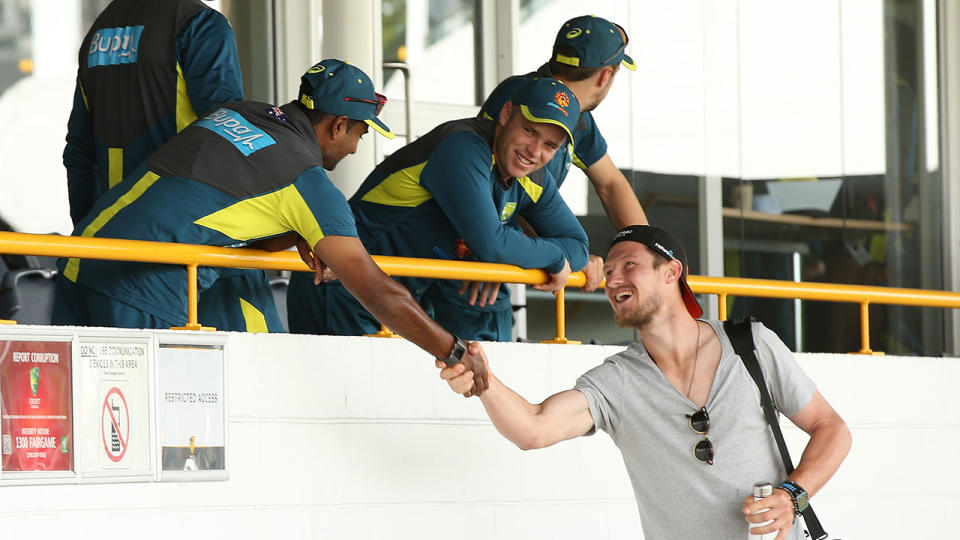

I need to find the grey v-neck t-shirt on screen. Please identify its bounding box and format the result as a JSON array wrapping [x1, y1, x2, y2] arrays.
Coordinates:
[[575, 320, 815, 540]]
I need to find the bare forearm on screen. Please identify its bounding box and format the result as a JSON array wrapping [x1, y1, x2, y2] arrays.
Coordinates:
[[248, 232, 299, 252], [789, 418, 851, 497], [317, 236, 457, 361], [587, 155, 648, 229], [479, 375, 545, 450], [596, 179, 647, 229], [361, 278, 454, 359]]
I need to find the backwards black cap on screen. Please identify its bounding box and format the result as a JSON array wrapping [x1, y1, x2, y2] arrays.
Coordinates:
[[608, 225, 703, 318]]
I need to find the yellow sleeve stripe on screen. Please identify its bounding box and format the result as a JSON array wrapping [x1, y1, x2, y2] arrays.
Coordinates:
[[176, 63, 198, 132], [360, 162, 432, 207], [80, 83, 89, 110], [108, 147, 124, 188], [63, 170, 162, 282], [571, 145, 588, 170], [193, 184, 326, 249], [517, 176, 543, 203], [239, 297, 269, 333]]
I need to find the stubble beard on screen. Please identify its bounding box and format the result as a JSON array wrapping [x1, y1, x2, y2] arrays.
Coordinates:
[[613, 291, 661, 330], [321, 148, 342, 171]]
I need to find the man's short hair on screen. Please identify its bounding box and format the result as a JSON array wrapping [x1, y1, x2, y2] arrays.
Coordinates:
[[648, 246, 667, 270]]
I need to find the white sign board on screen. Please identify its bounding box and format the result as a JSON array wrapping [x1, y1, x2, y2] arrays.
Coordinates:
[[157, 343, 226, 481], [74, 337, 152, 481]]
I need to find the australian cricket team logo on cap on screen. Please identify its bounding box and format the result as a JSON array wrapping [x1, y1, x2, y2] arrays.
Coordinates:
[[608, 225, 703, 318], [553, 15, 636, 71], [299, 58, 394, 139], [512, 77, 581, 143]]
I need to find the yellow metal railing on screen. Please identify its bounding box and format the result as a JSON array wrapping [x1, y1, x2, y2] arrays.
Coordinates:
[[2, 231, 959, 353]]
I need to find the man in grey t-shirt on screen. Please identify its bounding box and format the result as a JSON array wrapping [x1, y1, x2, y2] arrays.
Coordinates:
[[438, 225, 851, 539]]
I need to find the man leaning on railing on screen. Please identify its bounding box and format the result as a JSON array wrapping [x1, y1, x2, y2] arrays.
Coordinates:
[[51, 58, 489, 395], [288, 77, 589, 342]]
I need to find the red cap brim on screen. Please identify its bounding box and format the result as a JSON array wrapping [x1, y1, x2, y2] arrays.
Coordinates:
[[679, 278, 703, 318]]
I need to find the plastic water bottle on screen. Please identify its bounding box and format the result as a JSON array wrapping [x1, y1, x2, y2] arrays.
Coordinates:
[[749, 482, 777, 540]]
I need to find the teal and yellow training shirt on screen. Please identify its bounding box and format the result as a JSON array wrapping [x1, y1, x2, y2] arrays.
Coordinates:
[[63, 0, 245, 225], [350, 116, 588, 312], [480, 64, 608, 188], [58, 101, 357, 325]]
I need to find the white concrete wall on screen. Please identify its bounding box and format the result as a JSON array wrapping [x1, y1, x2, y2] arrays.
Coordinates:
[[0, 330, 956, 539]]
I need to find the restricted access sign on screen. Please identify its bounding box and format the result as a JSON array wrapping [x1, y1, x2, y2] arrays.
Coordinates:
[[75, 339, 151, 479], [158, 343, 226, 480], [0, 339, 73, 472]]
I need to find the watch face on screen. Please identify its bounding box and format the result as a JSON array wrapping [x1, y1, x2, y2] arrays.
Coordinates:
[[796, 492, 809, 512]]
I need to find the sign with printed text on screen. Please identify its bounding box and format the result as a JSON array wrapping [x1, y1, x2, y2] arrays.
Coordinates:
[[75, 340, 151, 479], [158, 344, 225, 480], [0, 340, 73, 472]]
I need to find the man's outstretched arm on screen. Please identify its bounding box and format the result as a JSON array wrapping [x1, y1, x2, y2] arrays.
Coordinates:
[[585, 153, 648, 229], [315, 235, 489, 394], [438, 361, 593, 450]]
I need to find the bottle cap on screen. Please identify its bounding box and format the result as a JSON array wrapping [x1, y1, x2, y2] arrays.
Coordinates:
[[753, 481, 773, 498]]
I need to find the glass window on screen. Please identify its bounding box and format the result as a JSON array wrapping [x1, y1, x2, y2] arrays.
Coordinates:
[[723, 0, 943, 355], [381, 0, 477, 106], [517, 1, 946, 353]]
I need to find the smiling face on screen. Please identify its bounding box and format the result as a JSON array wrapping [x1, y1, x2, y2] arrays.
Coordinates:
[[603, 241, 676, 329], [492, 103, 568, 181]]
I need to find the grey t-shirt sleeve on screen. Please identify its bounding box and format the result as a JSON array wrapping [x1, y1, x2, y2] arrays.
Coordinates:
[[574, 356, 624, 436], [752, 322, 817, 417]]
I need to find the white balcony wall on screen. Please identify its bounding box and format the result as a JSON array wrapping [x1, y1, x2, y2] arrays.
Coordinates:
[[0, 328, 956, 539]]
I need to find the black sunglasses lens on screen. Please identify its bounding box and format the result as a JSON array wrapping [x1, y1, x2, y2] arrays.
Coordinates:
[[689, 409, 709, 434], [694, 439, 714, 464]]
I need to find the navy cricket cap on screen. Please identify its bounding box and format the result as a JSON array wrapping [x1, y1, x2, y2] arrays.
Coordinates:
[[510, 77, 581, 143], [553, 15, 636, 71], [608, 225, 703, 318], [298, 59, 394, 139]]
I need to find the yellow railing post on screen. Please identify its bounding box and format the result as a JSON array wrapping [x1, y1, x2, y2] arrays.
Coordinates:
[[718, 293, 728, 321], [0, 318, 16, 325], [170, 263, 215, 331], [366, 324, 400, 338], [540, 287, 581, 345], [857, 301, 883, 355]]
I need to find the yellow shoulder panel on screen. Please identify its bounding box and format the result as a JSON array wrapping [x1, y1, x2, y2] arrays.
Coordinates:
[[64, 170, 161, 281], [360, 162, 432, 207], [193, 184, 325, 248], [517, 176, 543, 204]]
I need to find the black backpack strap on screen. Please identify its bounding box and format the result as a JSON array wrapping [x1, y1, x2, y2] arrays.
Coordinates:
[[723, 318, 827, 540]]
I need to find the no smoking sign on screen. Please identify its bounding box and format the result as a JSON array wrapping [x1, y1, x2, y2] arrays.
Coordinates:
[[101, 386, 129, 463]]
